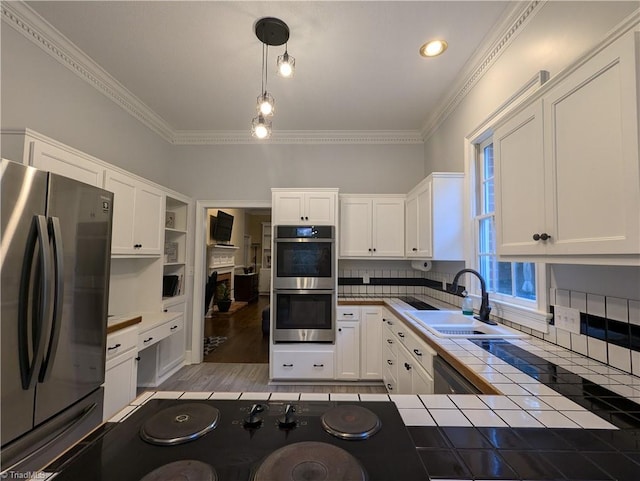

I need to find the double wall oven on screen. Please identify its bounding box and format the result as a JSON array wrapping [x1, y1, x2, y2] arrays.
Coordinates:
[[272, 225, 335, 342]]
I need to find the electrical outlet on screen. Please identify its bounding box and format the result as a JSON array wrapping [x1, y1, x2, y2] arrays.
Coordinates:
[[554, 305, 581, 334]]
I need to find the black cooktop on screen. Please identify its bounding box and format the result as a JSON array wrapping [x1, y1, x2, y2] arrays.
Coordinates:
[[50, 399, 428, 481]]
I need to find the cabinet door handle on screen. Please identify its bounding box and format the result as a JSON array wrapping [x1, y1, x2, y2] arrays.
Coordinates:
[[387, 359, 393, 365], [386, 339, 393, 344], [398, 332, 405, 338], [386, 383, 393, 391], [532, 233, 551, 241], [143, 337, 153, 343], [313, 363, 324, 368], [412, 247, 418, 251], [372, 248, 376, 252], [170, 325, 178, 330], [135, 356, 140, 361], [305, 216, 309, 220], [300, 216, 304, 220], [386, 319, 394, 325], [413, 349, 422, 356], [338, 328, 342, 332], [404, 362, 412, 370], [282, 363, 294, 367], [107, 343, 121, 351]]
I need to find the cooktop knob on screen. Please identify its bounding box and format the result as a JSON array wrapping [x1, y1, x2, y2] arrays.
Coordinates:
[[243, 403, 265, 429], [278, 404, 297, 429]]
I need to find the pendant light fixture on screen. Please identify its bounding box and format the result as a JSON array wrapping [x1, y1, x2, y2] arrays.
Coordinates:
[[277, 45, 295, 78], [251, 17, 294, 139]]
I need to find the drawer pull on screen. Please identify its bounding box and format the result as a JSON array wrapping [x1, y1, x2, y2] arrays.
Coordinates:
[[387, 359, 393, 365], [404, 362, 412, 371], [386, 383, 393, 391], [107, 343, 121, 351], [170, 325, 178, 330], [398, 332, 405, 338], [386, 319, 394, 325], [282, 363, 294, 367], [313, 364, 324, 368], [143, 337, 154, 343], [342, 313, 354, 317], [413, 349, 422, 356], [386, 339, 393, 344]]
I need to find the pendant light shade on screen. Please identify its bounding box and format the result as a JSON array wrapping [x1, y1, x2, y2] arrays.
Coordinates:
[[257, 91, 275, 116], [251, 114, 272, 139], [277, 50, 295, 78]]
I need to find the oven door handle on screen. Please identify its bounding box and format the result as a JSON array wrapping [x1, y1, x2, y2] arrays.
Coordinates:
[[274, 238, 334, 243], [273, 289, 336, 295]]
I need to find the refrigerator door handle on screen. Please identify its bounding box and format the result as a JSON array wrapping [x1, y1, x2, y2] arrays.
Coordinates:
[[18, 215, 53, 390], [39, 216, 64, 382]]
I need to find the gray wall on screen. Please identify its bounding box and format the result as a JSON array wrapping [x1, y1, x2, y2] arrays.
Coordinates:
[[169, 143, 425, 201], [1, 24, 173, 186]]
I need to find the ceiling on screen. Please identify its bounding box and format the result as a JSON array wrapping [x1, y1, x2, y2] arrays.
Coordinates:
[[22, 1, 516, 141]]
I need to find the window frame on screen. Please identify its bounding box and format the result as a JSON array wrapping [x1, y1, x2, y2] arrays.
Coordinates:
[[461, 71, 551, 332], [474, 137, 538, 308]]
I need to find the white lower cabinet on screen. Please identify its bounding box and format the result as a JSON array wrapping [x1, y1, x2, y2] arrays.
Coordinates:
[[137, 312, 186, 387], [272, 347, 335, 380], [103, 325, 138, 421], [336, 320, 360, 380], [335, 306, 383, 381], [360, 307, 383, 379], [382, 308, 434, 394], [158, 304, 186, 378]]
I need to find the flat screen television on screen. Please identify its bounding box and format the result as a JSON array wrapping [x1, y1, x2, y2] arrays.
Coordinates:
[[210, 210, 234, 243]]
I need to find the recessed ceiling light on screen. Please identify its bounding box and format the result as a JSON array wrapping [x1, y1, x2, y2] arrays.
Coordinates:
[[420, 40, 448, 57]]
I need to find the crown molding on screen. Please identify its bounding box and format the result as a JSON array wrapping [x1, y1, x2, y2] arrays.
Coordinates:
[[171, 130, 424, 145], [2, 1, 175, 142], [2, 0, 536, 146], [420, 0, 543, 141]]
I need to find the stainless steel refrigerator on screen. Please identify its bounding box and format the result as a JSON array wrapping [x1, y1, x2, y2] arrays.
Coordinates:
[[1, 159, 113, 473]]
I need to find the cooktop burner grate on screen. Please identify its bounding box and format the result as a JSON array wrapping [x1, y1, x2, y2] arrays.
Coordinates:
[[320, 405, 381, 440], [252, 441, 367, 481], [140, 403, 220, 445]]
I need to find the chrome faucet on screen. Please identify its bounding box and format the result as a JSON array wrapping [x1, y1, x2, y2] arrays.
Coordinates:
[[450, 268, 496, 325]]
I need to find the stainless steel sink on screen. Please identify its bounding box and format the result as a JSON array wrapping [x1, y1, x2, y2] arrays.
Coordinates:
[[405, 310, 528, 339]]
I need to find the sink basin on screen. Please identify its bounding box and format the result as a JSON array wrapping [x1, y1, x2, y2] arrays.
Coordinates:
[[405, 310, 528, 339]]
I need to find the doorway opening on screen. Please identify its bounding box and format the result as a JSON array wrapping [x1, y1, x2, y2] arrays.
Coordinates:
[[192, 201, 271, 365]]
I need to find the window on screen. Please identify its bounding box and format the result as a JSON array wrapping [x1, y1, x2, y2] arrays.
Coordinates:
[[476, 138, 536, 304]]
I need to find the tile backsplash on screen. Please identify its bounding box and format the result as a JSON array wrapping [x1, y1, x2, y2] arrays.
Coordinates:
[[544, 287, 640, 376]]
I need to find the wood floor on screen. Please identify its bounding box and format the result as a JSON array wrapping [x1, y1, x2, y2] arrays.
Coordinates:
[[158, 362, 387, 393], [203, 295, 270, 363]]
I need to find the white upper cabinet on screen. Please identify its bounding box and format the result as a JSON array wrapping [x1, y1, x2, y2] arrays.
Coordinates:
[[495, 29, 639, 261], [494, 101, 547, 255], [1, 129, 104, 187], [339, 195, 404, 258], [405, 173, 464, 260], [105, 169, 164, 256], [272, 189, 338, 225]]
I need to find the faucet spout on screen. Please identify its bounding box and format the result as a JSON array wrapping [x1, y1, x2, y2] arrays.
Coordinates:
[[450, 268, 495, 325]]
